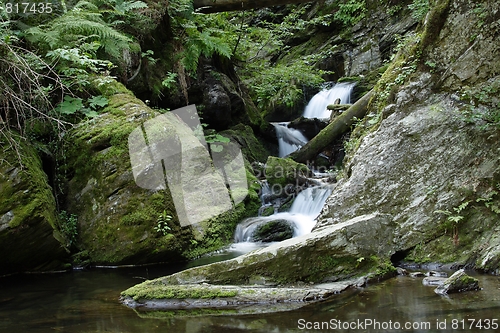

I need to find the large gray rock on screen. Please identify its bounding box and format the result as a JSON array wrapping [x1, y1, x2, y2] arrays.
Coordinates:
[[0, 132, 68, 274], [121, 280, 354, 312], [121, 213, 398, 310], [63, 81, 260, 265], [315, 0, 500, 273], [125, 213, 396, 288], [316, 74, 500, 269]]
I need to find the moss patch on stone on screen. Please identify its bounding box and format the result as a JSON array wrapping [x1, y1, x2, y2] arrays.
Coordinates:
[[221, 124, 270, 164], [61, 78, 263, 266], [121, 283, 238, 301], [0, 131, 68, 274], [264, 156, 311, 187]]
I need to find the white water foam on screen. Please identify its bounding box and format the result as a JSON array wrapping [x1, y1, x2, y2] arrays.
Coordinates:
[[303, 82, 356, 119]]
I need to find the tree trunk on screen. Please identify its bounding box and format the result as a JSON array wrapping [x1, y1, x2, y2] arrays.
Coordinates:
[[193, 0, 314, 13], [289, 90, 374, 164]]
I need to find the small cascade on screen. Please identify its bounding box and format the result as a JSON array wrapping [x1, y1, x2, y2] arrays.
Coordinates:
[[258, 180, 274, 216], [289, 186, 332, 216], [228, 83, 354, 255], [303, 82, 356, 119], [233, 185, 332, 244], [273, 122, 309, 157]]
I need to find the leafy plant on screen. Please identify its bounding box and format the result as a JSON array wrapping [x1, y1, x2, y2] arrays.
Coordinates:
[[205, 132, 230, 153], [54, 95, 108, 118], [59, 210, 78, 247], [459, 79, 500, 129], [435, 200, 470, 224], [387, 4, 402, 16], [434, 200, 470, 245], [168, 0, 233, 73], [408, 0, 429, 21], [334, 0, 367, 26], [247, 60, 326, 110], [141, 49, 157, 64], [161, 72, 178, 89], [25, 0, 139, 68], [154, 210, 172, 236], [476, 186, 500, 214]]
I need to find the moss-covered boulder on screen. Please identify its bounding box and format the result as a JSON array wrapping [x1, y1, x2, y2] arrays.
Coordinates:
[[0, 132, 68, 274], [122, 214, 395, 308], [121, 280, 353, 313], [62, 80, 260, 265], [317, 0, 500, 273], [264, 156, 311, 188], [221, 124, 270, 164], [121, 213, 396, 302], [252, 219, 294, 242], [434, 269, 480, 295]]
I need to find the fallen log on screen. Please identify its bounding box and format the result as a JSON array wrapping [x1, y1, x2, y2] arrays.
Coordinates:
[[289, 90, 374, 164], [193, 0, 314, 13]]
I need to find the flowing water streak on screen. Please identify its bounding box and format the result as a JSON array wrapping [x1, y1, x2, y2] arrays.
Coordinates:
[[272, 122, 309, 157], [232, 83, 354, 252], [303, 82, 356, 119], [232, 185, 332, 246]]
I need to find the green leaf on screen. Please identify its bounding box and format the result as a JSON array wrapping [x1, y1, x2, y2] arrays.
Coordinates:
[[448, 215, 464, 223], [161, 72, 178, 89], [453, 200, 470, 213], [81, 108, 99, 118], [56, 96, 84, 115], [88, 95, 108, 109]]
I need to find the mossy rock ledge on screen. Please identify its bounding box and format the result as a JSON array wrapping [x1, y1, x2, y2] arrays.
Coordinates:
[[0, 132, 68, 275], [315, 0, 500, 272], [264, 156, 311, 188], [121, 213, 398, 309], [62, 79, 260, 265]]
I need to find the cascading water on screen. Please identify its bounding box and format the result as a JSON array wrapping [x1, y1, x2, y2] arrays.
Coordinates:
[[233, 185, 332, 244], [272, 122, 309, 157], [230, 81, 354, 254], [303, 82, 356, 119], [272, 82, 355, 157]]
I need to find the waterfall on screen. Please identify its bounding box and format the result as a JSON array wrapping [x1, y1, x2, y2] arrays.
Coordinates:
[[271, 82, 355, 157], [229, 83, 353, 254], [233, 185, 332, 244], [273, 122, 308, 157], [303, 82, 356, 119]]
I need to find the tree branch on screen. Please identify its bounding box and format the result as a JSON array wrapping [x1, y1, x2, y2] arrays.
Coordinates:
[[289, 90, 374, 164]]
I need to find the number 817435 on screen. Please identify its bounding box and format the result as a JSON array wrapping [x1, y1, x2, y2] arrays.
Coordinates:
[[5, 2, 53, 14]]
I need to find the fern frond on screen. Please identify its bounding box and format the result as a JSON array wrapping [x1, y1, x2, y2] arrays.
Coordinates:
[[113, 0, 148, 14], [72, 1, 99, 11], [26, 2, 134, 65]]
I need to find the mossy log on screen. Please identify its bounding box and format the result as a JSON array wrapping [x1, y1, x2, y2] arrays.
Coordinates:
[[193, 0, 314, 13], [289, 90, 373, 164]]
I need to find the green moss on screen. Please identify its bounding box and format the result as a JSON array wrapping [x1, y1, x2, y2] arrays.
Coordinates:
[[0, 131, 67, 273], [221, 124, 270, 164], [420, 0, 451, 53], [183, 200, 256, 260], [458, 274, 478, 285], [265, 157, 310, 187], [90, 76, 132, 97], [121, 284, 238, 301]]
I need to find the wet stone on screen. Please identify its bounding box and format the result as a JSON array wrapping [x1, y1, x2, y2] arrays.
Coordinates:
[[434, 269, 480, 295]]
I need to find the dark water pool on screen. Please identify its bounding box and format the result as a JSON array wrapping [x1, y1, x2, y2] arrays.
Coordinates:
[[1, 265, 499, 333]]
